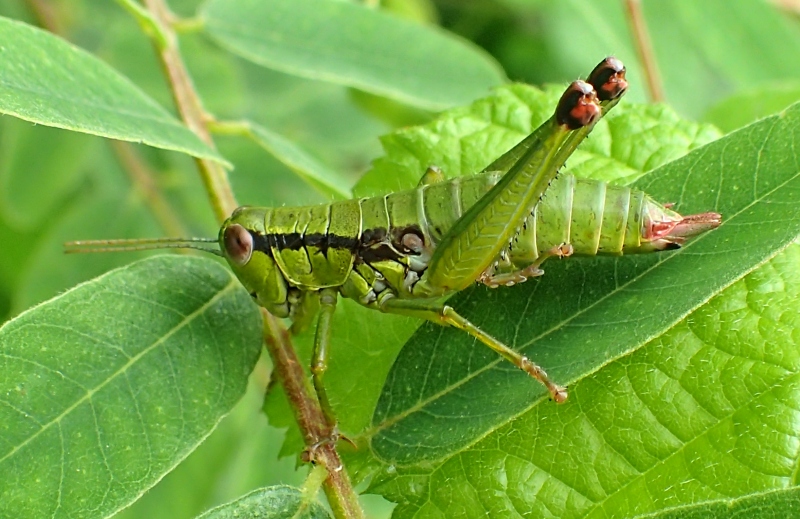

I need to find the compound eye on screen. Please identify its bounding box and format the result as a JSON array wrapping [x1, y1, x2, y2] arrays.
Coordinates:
[[223, 224, 253, 265]]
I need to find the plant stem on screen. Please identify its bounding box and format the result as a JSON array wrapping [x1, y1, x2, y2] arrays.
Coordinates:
[[624, 0, 664, 103], [263, 310, 365, 519], [23, 0, 62, 34], [141, 0, 237, 221], [131, 1, 365, 517]]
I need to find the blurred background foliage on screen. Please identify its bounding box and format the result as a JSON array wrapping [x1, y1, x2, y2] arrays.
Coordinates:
[[1, 0, 799, 517]]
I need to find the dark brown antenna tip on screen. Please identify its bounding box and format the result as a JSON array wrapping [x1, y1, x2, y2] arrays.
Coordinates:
[[587, 57, 628, 102], [556, 80, 601, 129]]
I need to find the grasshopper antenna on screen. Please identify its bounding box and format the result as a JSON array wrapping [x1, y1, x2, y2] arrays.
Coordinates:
[[64, 237, 223, 257]]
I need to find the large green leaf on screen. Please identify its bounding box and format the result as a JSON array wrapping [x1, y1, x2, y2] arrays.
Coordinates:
[[0, 256, 262, 519], [0, 16, 224, 164], [195, 486, 331, 519], [202, 0, 505, 110], [370, 244, 800, 517], [369, 100, 800, 463]]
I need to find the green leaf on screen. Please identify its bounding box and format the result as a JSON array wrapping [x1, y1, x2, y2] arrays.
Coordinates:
[[370, 244, 800, 517], [354, 84, 721, 197], [195, 486, 331, 519], [218, 120, 353, 200], [0, 255, 263, 519], [0, 16, 225, 164], [202, 0, 505, 110]]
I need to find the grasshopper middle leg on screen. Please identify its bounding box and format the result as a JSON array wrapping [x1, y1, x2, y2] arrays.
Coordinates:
[[312, 287, 339, 428], [479, 243, 574, 288]]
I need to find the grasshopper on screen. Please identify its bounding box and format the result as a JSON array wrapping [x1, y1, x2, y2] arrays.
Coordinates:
[[66, 58, 720, 419]]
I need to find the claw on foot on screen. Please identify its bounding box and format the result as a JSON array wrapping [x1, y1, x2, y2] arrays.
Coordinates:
[[520, 355, 569, 404], [553, 243, 574, 259]]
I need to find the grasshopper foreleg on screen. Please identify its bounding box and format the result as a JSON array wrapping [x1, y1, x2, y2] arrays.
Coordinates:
[[379, 297, 568, 402]]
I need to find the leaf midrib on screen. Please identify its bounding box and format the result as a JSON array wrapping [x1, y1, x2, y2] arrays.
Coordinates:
[[0, 78, 182, 126]]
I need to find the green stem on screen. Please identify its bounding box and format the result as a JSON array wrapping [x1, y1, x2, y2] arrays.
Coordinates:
[[114, 0, 170, 50], [140, 0, 237, 222]]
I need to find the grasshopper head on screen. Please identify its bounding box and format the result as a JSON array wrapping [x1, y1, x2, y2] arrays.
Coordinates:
[[220, 207, 290, 316], [64, 206, 291, 317]]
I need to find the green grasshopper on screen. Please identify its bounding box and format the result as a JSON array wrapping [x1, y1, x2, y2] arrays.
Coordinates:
[[66, 58, 720, 416]]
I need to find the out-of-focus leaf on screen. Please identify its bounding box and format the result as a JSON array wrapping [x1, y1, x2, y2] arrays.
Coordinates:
[[195, 486, 331, 519], [202, 0, 506, 110], [215, 134, 328, 209], [0, 16, 225, 164], [13, 192, 162, 312], [0, 217, 34, 305], [0, 118, 97, 230], [520, 0, 800, 117], [704, 82, 800, 133], [0, 255, 262, 519], [233, 121, 352, 199]]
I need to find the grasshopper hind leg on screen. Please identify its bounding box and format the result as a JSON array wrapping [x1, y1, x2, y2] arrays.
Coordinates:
[[379, 296, 568, 403]]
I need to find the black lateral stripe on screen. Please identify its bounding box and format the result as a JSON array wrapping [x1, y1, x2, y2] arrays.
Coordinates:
[[266, 232, 359, 253], [249, 231, 272, 257]]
